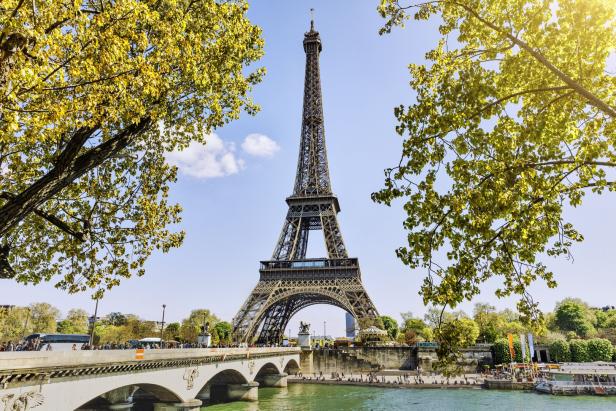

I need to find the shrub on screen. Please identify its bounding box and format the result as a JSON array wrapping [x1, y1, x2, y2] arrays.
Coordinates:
[[493, 338, 523, 363], [587, 338, 613, 362], [569, 339, 590, 362], [549, 340, 571, 362]]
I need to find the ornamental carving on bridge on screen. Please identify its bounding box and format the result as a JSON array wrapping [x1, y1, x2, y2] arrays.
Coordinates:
[[0, 391, 44, 411], [183, 368, 199, 390], [248, 360, 256, 375]]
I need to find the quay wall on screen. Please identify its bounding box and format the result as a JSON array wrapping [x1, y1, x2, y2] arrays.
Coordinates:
[[484, 379, 535, 390], [303, 346, 494, 375]]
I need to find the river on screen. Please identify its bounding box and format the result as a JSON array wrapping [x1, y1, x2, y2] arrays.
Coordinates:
[[205, 383, 616, 411]]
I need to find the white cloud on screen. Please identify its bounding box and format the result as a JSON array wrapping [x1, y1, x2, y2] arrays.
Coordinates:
[[241, 133, 280, 158], [165, 134, 245, 179]]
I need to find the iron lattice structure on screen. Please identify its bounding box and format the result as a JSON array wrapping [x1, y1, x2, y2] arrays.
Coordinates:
[[232, 21, 378, 344]]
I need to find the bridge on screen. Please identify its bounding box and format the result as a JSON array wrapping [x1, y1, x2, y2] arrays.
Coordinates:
[[0, 347, 301, 410]]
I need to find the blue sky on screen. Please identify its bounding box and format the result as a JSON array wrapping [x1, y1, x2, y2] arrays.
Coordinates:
[[2, 1, 615, 337]]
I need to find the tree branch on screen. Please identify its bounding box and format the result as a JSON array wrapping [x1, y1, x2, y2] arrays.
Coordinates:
[[391, 1, 616, 118], [471, 86, 570, 118], [0, 192, 86, 241], [0, 118, 151, 236], [449, 1, 616, 119]]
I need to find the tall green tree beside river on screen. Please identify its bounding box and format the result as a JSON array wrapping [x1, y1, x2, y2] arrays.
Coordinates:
[[374, 0, 616, 325]]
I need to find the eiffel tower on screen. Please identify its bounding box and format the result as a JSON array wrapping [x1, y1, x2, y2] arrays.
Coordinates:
[[232, 18, 378, 344]]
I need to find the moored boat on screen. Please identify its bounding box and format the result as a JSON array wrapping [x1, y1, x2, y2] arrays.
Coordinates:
[[535, 362, 616, 395]]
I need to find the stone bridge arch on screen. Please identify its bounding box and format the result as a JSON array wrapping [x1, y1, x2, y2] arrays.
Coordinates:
[[283, 358, 300, 375], [75, 382, 183, 410], [254, 361, 292, 389], [197, 368, 251, 404]]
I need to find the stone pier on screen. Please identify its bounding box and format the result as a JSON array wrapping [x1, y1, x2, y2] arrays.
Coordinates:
[[227, 382, 259, 402], [260, 373, 288, 388], [300, 349, 314, 374]]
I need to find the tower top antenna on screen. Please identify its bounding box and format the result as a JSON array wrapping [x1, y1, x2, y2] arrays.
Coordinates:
[[310, 8, 315, 30]]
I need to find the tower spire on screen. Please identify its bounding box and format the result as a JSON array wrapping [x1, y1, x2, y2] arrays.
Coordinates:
[[296, 8, 328, 197], [310, 8, 315, 31]]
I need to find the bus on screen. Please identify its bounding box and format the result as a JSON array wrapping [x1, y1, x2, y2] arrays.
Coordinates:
[[24, 333, 90, 351]]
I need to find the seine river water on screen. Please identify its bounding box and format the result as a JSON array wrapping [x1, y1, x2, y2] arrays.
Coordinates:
[[205, 384, 616, 411]]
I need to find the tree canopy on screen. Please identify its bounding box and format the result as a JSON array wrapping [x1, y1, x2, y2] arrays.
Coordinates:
[[56, 308, 88, 334], [0, 0, 264, 296], [374, 0, 616, 322], [379, 315, 400, 339], [554, 298, 595, 337], [179, 308, 219, 343]]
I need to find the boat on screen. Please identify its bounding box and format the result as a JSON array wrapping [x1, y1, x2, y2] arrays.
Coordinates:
[[535, 362, 616, 395]]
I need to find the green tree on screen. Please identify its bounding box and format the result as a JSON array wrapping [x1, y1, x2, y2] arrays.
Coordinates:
[[95, 314, 157, 344], [473, 303, 500, 343], [423, 307, 468, 328], [555, 300, 595, 338], [179, 309, 219, 343], [458, 318, 480, 346], [493, 337, 523, 364], [433, 318, 478, 376], [587, 338, 613, 362], [94, 324, 130, 344], [29, 303, 60, 333], [124, 315, 157, 339], [0, 306, 30, 341], [210, 327, 220, 346], [57, 308, 88, 334], [0, 0, 264, 296], [213, 321, 233, 346], [374, 0, 616, 322], [105, 312, 127, 327], [596, 329, 616, 345], [569, 339, 590, 362], [493, 339, 510, 364], [402, 318, 433, 342], [379, 315, 399, 340], [164, 322, 181, 341], [549, 340, 571, 362]]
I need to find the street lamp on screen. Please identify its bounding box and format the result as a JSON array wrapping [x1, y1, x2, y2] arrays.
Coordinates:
[[160, 304, 166, 347], [323, 321, 327, 345], [88, 298, 99, 346]]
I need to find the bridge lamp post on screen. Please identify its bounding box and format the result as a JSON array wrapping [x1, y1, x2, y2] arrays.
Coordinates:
[[160, 304, 166, 347], [88, 298, 99, 346]]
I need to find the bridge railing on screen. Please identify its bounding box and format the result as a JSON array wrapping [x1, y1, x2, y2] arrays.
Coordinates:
[[0, 347, 301, 371]]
